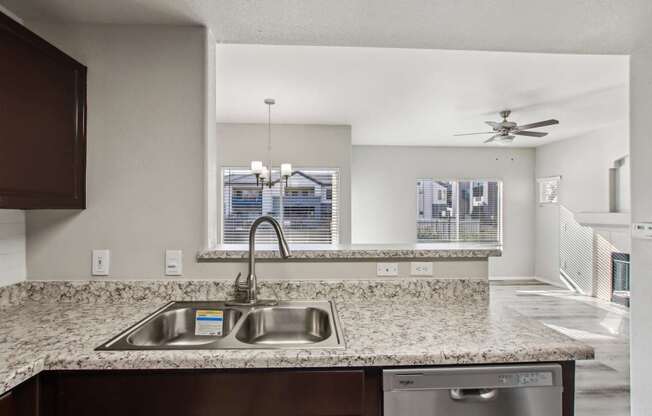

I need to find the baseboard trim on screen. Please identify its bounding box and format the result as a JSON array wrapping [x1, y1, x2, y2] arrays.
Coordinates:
[[489, 276, 542, 285], [530, 276, 573, 289], [489, 276, 542, 281]]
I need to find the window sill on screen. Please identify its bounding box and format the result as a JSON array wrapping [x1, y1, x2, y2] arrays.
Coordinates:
[[197, 243, 502, 262]]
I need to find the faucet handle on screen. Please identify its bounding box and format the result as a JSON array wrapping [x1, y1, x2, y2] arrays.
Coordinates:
[[234, 272, 250, 293], [233, 272, 247, 299], [234, 272, 243, 287]]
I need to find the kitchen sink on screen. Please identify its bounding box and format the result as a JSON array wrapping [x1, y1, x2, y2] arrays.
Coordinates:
[[96, 300, 344, 350], [127, 307, 243, 347], [235, 307, 332, 345]]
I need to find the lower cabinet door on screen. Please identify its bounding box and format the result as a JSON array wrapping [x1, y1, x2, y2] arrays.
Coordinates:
[[49, 369, 376, 416], [0, 377, 39, 416], [0, 391, 17, 416]]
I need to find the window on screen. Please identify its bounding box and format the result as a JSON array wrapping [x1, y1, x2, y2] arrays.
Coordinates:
[[538, 176, 560, 204], [223, 167, 339, 245], [416, 179, 502, 243]]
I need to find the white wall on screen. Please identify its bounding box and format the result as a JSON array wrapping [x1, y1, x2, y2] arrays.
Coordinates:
[[534, 123, 630, 286], [24, 23, 212, 280], [351, 146, 536, 278], [216, 123, 352, 244], [630, 41, 652, 416], [0, 210, 26, 285]]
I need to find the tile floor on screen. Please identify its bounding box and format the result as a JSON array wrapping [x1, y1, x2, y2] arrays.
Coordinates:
[[491, 281, 630, 416]]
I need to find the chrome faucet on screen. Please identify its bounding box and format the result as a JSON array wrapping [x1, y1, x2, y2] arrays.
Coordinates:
[[229, 215, 290, 306]]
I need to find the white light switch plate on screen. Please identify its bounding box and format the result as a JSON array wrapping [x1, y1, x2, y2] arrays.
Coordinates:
[[410, 261, 433, 276], [165, 250, 183, 276], [92, 249, 110, 276], [377, 262, 399, 276]]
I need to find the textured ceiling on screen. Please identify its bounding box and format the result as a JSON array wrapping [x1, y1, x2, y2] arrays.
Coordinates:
[[2, 0, 650, 54]]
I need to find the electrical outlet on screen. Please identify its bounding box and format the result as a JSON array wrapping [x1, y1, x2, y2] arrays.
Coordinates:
[[377, 262, 399, 276], [410, 261, 433, 276], [632, 222, 652, 239], [92, 249, 110, 276], [165, 250, 183, 276]]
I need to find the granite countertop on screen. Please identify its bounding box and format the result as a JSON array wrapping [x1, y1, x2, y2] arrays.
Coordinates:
[[0, 279, 593, 396], [198, 243, 502, 261]]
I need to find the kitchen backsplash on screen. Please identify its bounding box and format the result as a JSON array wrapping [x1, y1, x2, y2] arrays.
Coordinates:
[[0, 278, 489, 308]]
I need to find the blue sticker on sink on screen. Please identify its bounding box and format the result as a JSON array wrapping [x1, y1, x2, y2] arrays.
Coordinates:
[[195, 310, 224, 336]]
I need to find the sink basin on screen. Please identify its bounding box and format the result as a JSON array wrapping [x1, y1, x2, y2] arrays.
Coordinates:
[[96, 300, 343, 350], [235, 307, 332, 345], [127, 307, 242, 347]]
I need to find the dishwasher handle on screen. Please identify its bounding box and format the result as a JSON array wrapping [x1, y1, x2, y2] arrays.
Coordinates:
[[449, 388, 499, 402]]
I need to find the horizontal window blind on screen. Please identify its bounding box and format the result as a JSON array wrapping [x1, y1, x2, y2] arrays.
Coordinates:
[[223, 168, 339, 245], [417, 179, 502, 243]]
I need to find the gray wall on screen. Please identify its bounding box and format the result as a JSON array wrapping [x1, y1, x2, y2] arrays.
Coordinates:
[[0, 210, 25, 285], [351, 146, 536, 278], [19, 25, 482, 282], [24, 23, 211, 280], [534, 123, 630, 286], [216, 123, 352, 244]]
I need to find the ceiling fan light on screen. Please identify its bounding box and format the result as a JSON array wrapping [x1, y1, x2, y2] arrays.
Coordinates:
[[496, 135, 515, 145]]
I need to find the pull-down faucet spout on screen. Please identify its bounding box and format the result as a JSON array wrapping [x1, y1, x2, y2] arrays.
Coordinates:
[[229, 215, 290, 306]]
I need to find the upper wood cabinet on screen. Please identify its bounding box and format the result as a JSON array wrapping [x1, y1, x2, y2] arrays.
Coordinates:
[[0, 12, 86, 209]]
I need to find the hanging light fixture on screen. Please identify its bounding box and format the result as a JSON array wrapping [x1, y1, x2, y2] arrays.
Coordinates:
[[250, 98, 292, 188]]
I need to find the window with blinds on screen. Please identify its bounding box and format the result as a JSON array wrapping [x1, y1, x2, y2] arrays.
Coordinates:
[[222, 167, 339, 245], [417, 179, 502, 243], [538, 176, 560, 204]]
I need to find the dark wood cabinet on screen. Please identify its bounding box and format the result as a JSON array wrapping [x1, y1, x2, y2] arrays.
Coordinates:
[[0, 11, 86, 209], [0, 391, 17, 416], [41, 368, 380, 416], [0, 377, 39, 416]]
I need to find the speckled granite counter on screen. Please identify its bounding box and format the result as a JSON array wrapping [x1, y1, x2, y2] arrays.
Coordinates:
[[0, 278, 593, 396], [198, 243, 502, 261]]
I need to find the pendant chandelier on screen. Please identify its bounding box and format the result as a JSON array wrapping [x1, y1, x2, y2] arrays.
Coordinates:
[[250, 98, 292, 188]]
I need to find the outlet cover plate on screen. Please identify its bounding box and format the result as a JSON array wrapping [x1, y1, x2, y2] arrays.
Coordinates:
[[632, 222, 652, 239], [92, 249, 110, 276], [410, 261, 433, 276], [377, 262, 399, 276]]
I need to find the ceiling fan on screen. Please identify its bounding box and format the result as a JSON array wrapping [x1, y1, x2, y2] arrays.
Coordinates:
[[455, 110, 559, 144]]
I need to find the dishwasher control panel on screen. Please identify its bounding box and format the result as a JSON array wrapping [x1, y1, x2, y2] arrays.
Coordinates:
[[498, 371, 554, 387], [384, 364, 562, 391]]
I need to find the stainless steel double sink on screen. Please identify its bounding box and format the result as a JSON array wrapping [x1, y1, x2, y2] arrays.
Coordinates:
[[96, 300, 344, 350]]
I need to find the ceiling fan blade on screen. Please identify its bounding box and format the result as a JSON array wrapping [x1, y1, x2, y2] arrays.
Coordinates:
[[454, 132, 495, 136], [483, 135, 499, 143], [516, 119, 559, 130], [514, 131, 548, 138], [485, 121, 500, 128]]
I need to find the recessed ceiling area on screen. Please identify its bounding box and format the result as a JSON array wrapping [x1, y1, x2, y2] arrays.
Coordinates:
[[1, 0, 645, 54], [216, 44, 628, 147]]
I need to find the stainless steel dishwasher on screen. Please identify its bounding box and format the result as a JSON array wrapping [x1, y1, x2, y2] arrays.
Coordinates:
[[383, 364, 563, 416]]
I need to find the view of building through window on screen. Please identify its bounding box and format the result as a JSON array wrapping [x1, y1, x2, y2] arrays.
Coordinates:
[[417, 179, 502, 243], [223, 168, 339, 245]]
